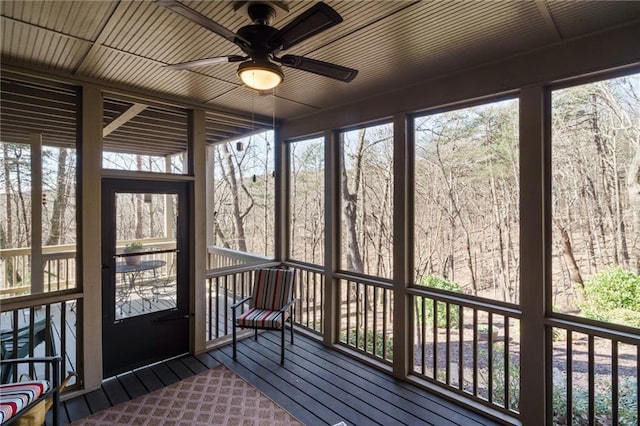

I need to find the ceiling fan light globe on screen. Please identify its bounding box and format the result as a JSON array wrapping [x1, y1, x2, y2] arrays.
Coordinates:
[[237, 60, 283, 91]]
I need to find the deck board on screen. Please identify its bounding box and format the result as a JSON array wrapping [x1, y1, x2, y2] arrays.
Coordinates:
[[165, 357, 195, 380], [117, 371, 148, 399], [84, 388, 111, 414], [60, 331, 502, 426], [133, 366, 165, 393], [282, 332, 492, 426], [149, 361, 180, 386], [256, 332, 457, 426], [101, 376, 130, 406], [228, 340, 412, 425]]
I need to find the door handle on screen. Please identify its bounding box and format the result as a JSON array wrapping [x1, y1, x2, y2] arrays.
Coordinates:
[[153, 313, 190, 323]]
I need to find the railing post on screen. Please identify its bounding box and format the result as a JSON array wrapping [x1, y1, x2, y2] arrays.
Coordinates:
[[393, 113, 412, 379], [30, 133, 44, 295], [81, 84, 103, 391], [519, 85, 547, 425], [191, 109, 207, 354], [323, 130, 339, 345]]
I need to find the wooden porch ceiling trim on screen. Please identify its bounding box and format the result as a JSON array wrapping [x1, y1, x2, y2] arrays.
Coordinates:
[[103, 103, 148, 137]]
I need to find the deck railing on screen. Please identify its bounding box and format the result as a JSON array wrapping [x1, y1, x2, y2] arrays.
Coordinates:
[[337, 274, 394, 364], [286, 264, 324, 335], [547, 317, 639, 425], [0, 295, 80, 391], [410, 288, 522, 417], [1, 239, 178, 299], [205, 266, 256, 340], [0, 245, 77, 298], [205, 261, 325, 343], [206, 245, 271, 270]]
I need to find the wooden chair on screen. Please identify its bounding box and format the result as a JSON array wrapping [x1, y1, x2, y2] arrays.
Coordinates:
[[1, 319, 56, 384], [231, 268, 295, 365]]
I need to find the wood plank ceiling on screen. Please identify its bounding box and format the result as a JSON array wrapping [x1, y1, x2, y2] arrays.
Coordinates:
[[2, 1, 640, 153]]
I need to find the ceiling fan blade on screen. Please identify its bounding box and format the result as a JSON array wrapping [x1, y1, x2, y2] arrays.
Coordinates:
[[270, 2, 342, 51], [155, 0, 250, 46], [165, 55, 246, 70], [280, 55, 357, 82]]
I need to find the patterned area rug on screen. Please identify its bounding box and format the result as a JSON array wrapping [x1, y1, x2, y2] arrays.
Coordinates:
[[71, 365, 302, 425]]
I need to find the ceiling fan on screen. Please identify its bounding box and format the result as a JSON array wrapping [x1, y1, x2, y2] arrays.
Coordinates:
[[155, 0, 358, 91]]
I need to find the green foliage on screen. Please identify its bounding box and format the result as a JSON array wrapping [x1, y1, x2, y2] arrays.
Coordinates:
[[553, 375, 637, 425], [124, 241, 143, 252], [416, 275, 461, 328], [579, 267, 640, 328], [477, 343, 520, 411], [341, 329, 393, 361]]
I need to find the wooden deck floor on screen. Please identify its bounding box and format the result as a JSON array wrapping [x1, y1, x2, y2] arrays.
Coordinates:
[[57, 331, 500, 426]]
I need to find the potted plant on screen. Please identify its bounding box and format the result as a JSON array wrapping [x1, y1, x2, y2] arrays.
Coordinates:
[[123, 242, 144, 266]]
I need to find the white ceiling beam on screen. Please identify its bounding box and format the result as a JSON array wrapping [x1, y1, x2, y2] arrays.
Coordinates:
[[535, 1, 562, 40], [103, 103, 148, 137]]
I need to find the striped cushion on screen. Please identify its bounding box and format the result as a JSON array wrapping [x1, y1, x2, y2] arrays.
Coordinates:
[[0, 380, 50, 423], [252, 269, 294, 311], [237, 308, 290, 329]]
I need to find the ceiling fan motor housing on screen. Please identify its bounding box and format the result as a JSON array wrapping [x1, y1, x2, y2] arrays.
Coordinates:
[[247, 3, 276, 25], [235, 24, 280, 57]]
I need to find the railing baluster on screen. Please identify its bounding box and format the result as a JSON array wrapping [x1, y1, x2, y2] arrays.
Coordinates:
[[458, 306, 464, 390], [473, 308, 478, 397], [308, 272, 315, 328], [364, 282, 369, 354], [420, 296, 426, 376], [45, 304, 52, 379], [588, 335, 595, 425], [383, 288, 388, 360], [567, 330, 573, 424], [611, 340, 618, 426], [346, 280, 351, 346], [223, 275, 229, 335], [60, 301, 68, 382], [445, 302, 451, 385], [433, 298, 438, 381], [488, 312, 494, 403], [504, 316, 510, 410], [373, 286, 378, 357]]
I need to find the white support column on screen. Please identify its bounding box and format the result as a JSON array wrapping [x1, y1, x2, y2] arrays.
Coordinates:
[[392, 113, 412, 379], [190, 109, 207, 354], [81, 85, 104, 391], [519, 85, 547, 425], [205, 147, 214, 248], [30, 133, 43, 295], [323, 130, 339, 345]]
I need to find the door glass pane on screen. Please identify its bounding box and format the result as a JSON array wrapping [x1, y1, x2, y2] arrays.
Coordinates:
[[114, 192, 177, 320]]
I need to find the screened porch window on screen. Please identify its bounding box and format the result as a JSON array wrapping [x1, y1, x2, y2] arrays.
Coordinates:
[[207, 130, 275, 266], [288, 137, 325, 266]]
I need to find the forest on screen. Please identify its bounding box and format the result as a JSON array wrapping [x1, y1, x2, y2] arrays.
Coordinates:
[[2, 73, 639, 330], [210, 73, 640, 329]]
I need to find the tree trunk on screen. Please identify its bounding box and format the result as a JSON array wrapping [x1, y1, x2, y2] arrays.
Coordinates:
[[46, 149, 69, 246], [3, 144, 13, 248], [342, 130, 365, 273], [222, 144, 249, 252], [627, 144, 640, 273], [556, 223, 584, 292]]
